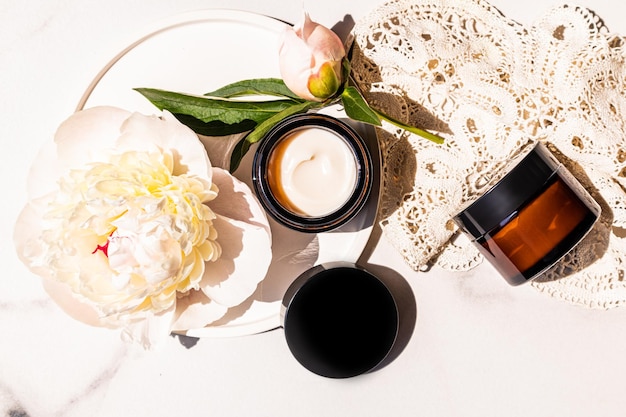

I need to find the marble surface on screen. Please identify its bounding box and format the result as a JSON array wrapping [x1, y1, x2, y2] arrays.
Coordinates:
[[2, 0, 626, 416]]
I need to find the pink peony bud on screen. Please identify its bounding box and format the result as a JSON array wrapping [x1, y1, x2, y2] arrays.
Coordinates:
[[278, 13, 346, 101]]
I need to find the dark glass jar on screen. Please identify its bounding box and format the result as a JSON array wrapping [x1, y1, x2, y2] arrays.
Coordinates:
[[252, 113, 372, 233], [454, 142, 600, 285]]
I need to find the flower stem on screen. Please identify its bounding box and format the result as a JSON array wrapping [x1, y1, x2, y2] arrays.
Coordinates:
[[372, 108, 444, 144]]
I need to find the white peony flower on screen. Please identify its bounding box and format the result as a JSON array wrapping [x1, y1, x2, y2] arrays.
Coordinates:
[[14, 106, 272, 347]]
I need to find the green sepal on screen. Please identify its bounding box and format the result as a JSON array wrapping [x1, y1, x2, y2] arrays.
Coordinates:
[[308, 62, 341, 100]]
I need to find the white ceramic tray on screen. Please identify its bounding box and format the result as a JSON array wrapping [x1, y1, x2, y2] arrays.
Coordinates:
[[78, 9, 380, 337]]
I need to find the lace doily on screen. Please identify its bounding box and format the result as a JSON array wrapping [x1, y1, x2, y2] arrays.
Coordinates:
[[350, 0, 626, 308]]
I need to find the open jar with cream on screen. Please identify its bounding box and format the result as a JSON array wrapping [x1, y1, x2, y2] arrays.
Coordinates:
[[252, 113, 372, 233], [454, 142, 601, 285]]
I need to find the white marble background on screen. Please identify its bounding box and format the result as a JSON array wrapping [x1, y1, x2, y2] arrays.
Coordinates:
[[2, 0, 626, 416]]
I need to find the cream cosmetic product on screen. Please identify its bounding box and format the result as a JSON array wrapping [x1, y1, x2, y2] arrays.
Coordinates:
[[454, 142, 600, 285], [253, 113, 372, 233], [267, 127, 357, 217]]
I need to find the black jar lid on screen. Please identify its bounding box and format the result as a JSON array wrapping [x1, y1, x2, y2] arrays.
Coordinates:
[[281, 262, 399, 378], [454, 142, 560, 238]]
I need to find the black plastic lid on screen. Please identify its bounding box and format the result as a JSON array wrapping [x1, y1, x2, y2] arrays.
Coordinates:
[[454, 142, 560, 238], [281, 262, 399, 378]]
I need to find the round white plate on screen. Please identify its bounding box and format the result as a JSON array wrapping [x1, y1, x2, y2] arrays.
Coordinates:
[[78, 9, 380, 337]]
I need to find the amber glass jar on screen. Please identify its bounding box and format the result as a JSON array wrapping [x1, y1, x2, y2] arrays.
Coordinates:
[[454, 143, 600, 285]]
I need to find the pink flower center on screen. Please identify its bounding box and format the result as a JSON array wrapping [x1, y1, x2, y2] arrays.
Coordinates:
[[92, 239, 110, 257]]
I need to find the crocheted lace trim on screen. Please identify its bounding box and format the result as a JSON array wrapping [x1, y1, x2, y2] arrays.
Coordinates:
[[351, 0, 626, 308]]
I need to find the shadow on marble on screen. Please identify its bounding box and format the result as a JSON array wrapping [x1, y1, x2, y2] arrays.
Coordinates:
[[170, 334, 200, 349], [361, 260, 418, 372]]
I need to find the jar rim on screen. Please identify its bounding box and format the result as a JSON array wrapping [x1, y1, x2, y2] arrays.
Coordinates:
[[454, 142, 560, 237], [252, 113, 372, 233]]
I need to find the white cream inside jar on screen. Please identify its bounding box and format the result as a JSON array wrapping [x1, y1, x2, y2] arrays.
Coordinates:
[[252, 113, 372, 233], [267, 127, 357, 217]]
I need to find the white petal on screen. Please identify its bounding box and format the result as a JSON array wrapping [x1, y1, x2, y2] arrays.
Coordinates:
[[170, 290, 228, 331], [278, 28, 318, 101], [198, 167, 272, 306], [307, 21, 346, 63], [200, 214, 272, 306], [28, 106, 131, 198], [42, 279, 105, 327], [121, 306, 176, 349], [14, 199, 46, 276], [298, 12, 315, 40], [55, 106, 131, 167], [117, 110, 212, 182], [210, 167, 271, 231], [26, 140, 62, 199]]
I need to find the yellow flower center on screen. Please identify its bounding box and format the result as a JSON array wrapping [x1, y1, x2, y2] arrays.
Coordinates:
[[41, 150, 221, 323]]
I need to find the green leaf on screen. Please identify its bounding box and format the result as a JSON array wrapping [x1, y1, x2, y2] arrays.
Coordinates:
[[341, 83, 444, 145], [172, 113, 256, 136], [229, 138, 252, 173], [340, 86, 382, 126], [245, 101, 320, 145], [229, 100, 321, 172], [206, 78, 303, 101], [135, 88, 296, 124]]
